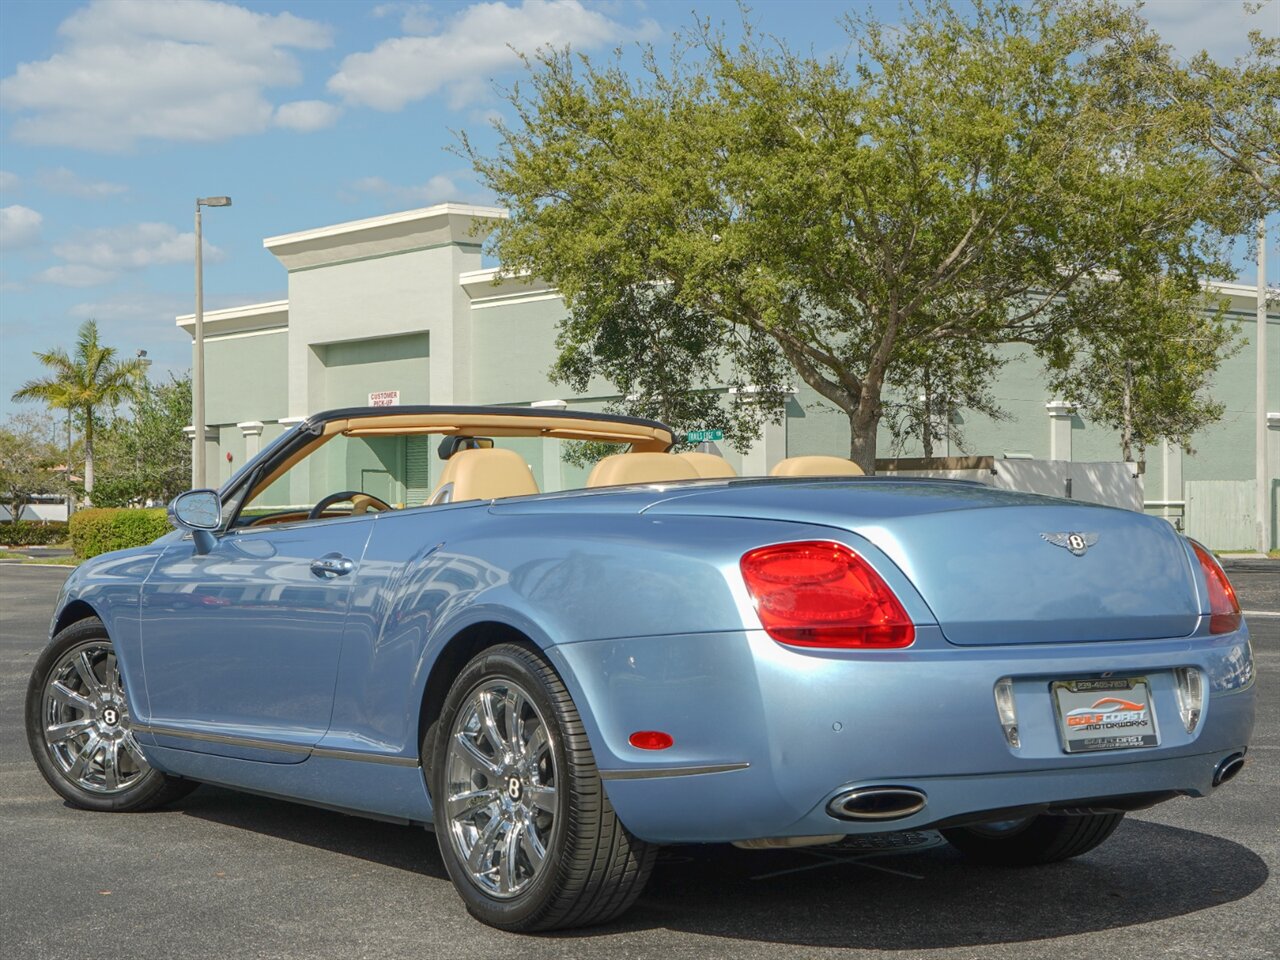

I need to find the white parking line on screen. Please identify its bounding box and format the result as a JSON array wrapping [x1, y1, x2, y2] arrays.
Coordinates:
[[1244, 611, 1280, 618]]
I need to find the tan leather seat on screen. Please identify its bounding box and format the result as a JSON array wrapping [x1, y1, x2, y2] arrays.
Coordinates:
[[429, 448, 540, 504], [770, 455, 865, 477], [675, 451, 737, 479], [586, 453, 701, 488]]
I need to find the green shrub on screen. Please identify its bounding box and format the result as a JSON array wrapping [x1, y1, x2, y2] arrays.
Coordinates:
[[69, 508, 172, 559], [0, 520, 69, 546]]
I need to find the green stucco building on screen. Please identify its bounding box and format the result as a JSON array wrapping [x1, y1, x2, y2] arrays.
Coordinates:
[[180, 204, 1280, 549]]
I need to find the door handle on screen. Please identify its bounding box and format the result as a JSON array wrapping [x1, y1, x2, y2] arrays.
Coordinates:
[[310, 555, 355, 578]]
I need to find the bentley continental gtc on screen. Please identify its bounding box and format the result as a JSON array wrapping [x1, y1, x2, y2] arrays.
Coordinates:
[[26, 406, 1255, 931]]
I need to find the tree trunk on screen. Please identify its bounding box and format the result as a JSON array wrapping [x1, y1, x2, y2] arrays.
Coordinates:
[[83, 410, 94, 498], [848, 401, 882, 475], [65, 412, 75, 518], [846, 377, 885, 475]]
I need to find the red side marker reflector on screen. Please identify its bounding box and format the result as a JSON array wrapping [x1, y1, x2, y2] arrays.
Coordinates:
[[628, 731, 674, 750]]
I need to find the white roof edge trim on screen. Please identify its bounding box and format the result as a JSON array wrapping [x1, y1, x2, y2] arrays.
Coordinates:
[[175, 299, 289, 326], [263, 203, 508, 249], [1203, 279, 1276, 301], [459, 266, 558, 301]]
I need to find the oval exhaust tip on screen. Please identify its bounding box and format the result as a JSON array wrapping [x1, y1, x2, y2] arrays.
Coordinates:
[[1213, 753, 1245, 787], [828, 786, 927, 821]]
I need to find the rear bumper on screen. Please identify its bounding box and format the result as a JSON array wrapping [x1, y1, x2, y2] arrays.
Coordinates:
[[549, 627, 1255, 844]]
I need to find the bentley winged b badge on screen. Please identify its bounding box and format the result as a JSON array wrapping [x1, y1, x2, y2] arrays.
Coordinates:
[[1041, 532, 1099, 556]]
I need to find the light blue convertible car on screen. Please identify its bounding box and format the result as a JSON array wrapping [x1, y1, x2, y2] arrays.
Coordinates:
[[26, 406, 1255, 931]]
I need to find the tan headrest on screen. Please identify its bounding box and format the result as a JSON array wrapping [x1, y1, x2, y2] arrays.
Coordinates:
[[770, 455, 865, 477], [586, 453, 701, 488], [430, 448, 540, 504], [675, 451, 737, 479]]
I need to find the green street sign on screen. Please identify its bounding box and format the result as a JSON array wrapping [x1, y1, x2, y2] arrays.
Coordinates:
[[685, 429, 724, 443]]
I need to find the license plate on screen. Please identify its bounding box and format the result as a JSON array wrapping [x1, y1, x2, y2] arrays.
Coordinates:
[[1052, 677, 1159, 754]]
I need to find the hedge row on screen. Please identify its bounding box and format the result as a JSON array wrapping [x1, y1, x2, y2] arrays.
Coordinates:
[[69, 508, 172, 559], [0, 520, 69, 546]]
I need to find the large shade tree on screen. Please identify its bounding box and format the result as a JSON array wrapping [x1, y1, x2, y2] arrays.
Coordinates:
[[91, 373, 193, 507], [11, 320, 148, 497], [0, 412, 60, 524], [1044, 276, 1241, 461], [466, 0, 1240, 471]]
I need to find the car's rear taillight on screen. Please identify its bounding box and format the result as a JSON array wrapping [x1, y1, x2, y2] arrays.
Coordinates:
[[740, 541, 914, 648], [1191, 542, 1241, 634]]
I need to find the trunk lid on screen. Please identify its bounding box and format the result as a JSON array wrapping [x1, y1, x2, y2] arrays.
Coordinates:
[[642, 479, 1199, 645]]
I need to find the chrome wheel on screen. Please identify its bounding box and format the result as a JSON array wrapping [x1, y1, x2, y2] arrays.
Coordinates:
[[40, 640, 149, 794], [444, 679, 558, 899]]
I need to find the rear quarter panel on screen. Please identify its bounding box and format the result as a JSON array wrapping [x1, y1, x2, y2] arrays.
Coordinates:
[[329, 503, 933, 764]]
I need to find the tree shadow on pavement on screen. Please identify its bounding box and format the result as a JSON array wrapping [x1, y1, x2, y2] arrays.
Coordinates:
[[175, 789, 1266, 950], [598, 818, 1267, 949], [177, 785, 450, 881]]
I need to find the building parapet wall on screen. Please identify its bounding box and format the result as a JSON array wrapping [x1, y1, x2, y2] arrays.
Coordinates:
[[265, 203, 506, 273]]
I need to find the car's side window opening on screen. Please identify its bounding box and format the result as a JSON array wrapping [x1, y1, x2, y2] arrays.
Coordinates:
[[223, 411, 736, 529], [235, 432, 412, 528]]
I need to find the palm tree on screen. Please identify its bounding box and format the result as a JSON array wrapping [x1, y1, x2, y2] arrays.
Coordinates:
[[11, 320, 148, 499]]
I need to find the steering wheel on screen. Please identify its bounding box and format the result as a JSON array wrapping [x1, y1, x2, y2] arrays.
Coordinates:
[[308, 490, 392, 520]]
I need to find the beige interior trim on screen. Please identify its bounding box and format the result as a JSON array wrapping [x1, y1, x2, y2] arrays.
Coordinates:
[[245, 411, 673, 505], [428, 447, 540, 503], [770, 455, 865, 477], [676, 451, 737, 479], [339, 413, 672, 449], [587, 453, 701, 488]]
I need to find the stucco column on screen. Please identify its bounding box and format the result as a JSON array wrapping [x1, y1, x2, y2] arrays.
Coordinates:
[[1045, 401, 1074, 461], [735, 386, 795, 477], [1267, 412, 1280, 551], [277, 417, 308, 504], [238, 421, 265, 459], [182, 425, 218, 488], [530, 400, 567, 492]]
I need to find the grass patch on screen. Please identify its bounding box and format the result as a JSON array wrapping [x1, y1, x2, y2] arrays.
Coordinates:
[[0, 549, 79, 566]]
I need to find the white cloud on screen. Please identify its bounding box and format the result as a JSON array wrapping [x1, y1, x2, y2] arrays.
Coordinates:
[[0, 205, 43, 250], [37, 167, 127, 198], [0, 171, 18, 194], [1137, 0, 1278, 61], [330, 0, 656, 111], [37, 264, 117, 288], [0, 0, 333, 151], [372, 2, 439, 36], [353, 174, 463, 206], [274, 99, 342, 132], [68, 291, 189, 324], [53, 222, 223, 271]]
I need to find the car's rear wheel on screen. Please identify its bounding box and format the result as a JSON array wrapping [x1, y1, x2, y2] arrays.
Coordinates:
[[26, 617, 197, 812], [429, 643, 656, 931], [942, 811, 1124, 865]]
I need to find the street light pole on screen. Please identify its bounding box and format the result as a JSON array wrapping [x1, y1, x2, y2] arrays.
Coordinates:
[[1257, 217, 1269, 554], [193, 196, 231, 489]]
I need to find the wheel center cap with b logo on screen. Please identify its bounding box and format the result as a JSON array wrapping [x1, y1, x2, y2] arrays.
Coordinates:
[[102, 707, 120, 726], [507, 777, 523, 801]]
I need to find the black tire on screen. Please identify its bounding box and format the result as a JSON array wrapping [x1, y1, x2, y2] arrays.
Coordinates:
[[26, 617, 198, 812], [428, 643, 656, 931], [942, 811, 1124, 866]]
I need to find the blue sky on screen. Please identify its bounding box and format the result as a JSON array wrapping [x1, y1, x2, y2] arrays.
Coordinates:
[[1, 0, 1277, 420]]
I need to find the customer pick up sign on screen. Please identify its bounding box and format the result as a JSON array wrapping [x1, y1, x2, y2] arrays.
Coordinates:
[[369, 391, 400, 407]]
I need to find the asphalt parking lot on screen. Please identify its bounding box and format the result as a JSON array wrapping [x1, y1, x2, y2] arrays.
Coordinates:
[[2, 563, 1276, 960]]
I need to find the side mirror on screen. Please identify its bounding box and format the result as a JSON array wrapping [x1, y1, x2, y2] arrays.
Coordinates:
[[168, 489, 221, 554]]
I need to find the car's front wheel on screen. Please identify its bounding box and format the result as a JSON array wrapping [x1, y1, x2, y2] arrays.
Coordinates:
[[26, 617, 197, 812], [942, 811, 1124, 866], [429, 643, 656, 931]]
